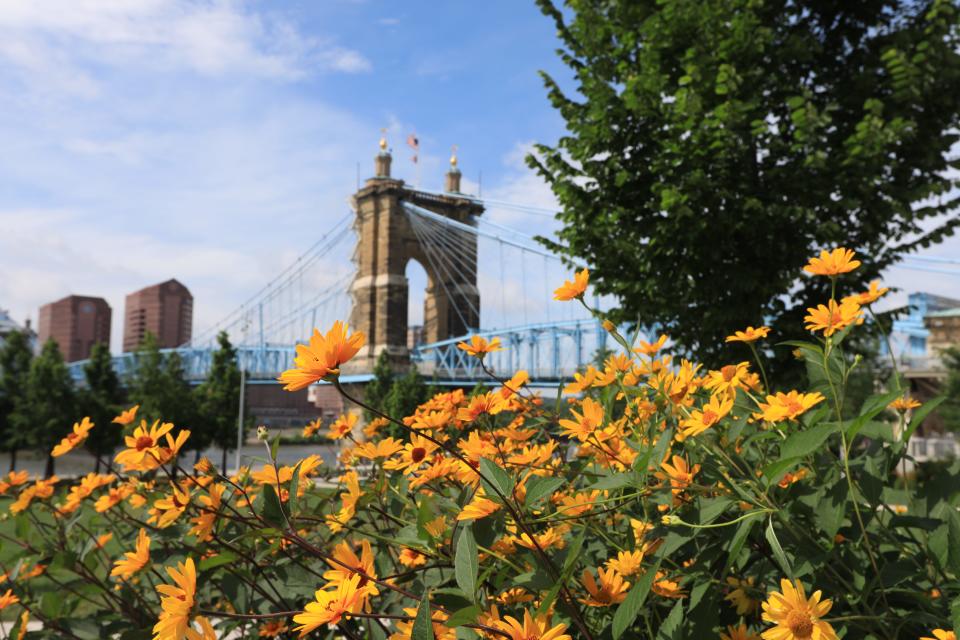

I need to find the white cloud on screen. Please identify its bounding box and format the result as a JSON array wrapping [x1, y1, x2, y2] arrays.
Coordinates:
[[0, 0, 371, 91]]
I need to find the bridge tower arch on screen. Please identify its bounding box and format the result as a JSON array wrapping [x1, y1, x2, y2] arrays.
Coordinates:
[[345, 140, 484, 373]]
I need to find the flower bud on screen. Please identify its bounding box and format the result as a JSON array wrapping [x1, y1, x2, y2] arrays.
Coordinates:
[[256, 425, 270, 441]]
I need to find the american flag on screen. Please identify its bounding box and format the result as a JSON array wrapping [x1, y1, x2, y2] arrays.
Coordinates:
[[407, 133, 419, 164]]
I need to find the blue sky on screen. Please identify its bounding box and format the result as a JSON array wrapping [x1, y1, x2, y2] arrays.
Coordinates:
[[0, 0, 956, 353]]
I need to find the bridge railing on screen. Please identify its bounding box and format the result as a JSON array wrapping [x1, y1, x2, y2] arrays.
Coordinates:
[[67, 345, 297, 385], [67, 320, 607, 386], [410, 319, 606, 382]]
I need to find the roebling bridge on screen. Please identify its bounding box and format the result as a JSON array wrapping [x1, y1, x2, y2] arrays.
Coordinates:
[[68, 143, 615, 423]]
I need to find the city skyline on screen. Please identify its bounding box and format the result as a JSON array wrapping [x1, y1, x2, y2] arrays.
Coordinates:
[[1, 0, 958, 355]]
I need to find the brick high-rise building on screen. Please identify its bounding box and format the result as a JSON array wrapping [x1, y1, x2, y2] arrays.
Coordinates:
[[37, 295, 111, 362], [123, 279, 193, 352]]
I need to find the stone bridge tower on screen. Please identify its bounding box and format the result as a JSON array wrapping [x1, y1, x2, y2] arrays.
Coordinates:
[[345, 139, 484, 373]]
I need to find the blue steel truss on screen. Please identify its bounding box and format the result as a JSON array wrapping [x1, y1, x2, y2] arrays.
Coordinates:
[[66, 319, 606, 386], [410, 319, 605, 382]]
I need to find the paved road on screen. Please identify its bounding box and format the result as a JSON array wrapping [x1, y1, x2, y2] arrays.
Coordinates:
[[0, 443, 341, 478]]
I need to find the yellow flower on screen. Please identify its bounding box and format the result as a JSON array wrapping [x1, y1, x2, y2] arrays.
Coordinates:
[[354, 437, 404, 460], [679, 393, 733, 439], [111, 528, 150, 579], [494, 609, 571, 640], [398, 548, 428, 568], [804, 299, 863, 337], [725, 576, 759, 615], [657, 455, 700, 494], [389, 605, 455, 640], [558, 397, 604, 441], [258, 620, 290, 638], [842, 280, 888, 306], [761, 578, 836, 640], [302, 418, 322, 438], [457, 491, 502, 521], [921, 631, 957, 640], [553, 268, 589, 301], [494, 588, 534, 605], [190, 483, 224, 542], [0, 588, 19, 610], [580, 567, 629, 606], [634, 334, 668, 356], [721, 624, 762, 640], [652, 571, 685, 598], [51, 416, 95, 457], [704, 362, 754, 396], [278, 321, 365, 391], [149, 485, 192, 528], [323, 539, 379, 604], [726, 326, 771, 343], [113, 405, 139, 426], [889, 396, 921, 412], [292, 574, 364, 636], [605, 550, 644, 577], [115, 420, 189, 472], [757, 391, 825, 423], [96, 532, 113, 548], [0, 470, 29, 495], [456, 335, 504, 358], [328, 413, 358, 440], [185, 617, 217, 640], [803, 248, 861, 276], [153, 558, 197, 640]]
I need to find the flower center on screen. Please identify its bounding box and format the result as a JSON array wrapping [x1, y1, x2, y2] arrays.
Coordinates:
[[702, 410, 718, 426], [785, 609, 814, 638], [411, 447, 427, 463], [721, 365, 737, 382], [135, 435, 154, 451]]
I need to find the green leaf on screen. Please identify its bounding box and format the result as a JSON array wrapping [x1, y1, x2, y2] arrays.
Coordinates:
[[479, 458, 514, 502], [656, 600, 685, 640], [765, 517, 793, 579], [259, 483, 285, 527], [411, 593, 434, 640], [455, 526, 479, 602], [762, 457, 801, 487], [198, 551, 238, 572], [589, 472, 636, 491], [270, 435, 280, 460], [780, 422, 837, 459], [901, 395, 947, 445], [537, 525, 588, 617], [525, 476, 565, 508], [946, 508, 960, 575], [724, 515, 757, 572], [287, 460, 303, 520], [445, 605, 481, 628], [950, 593, 960, 635], [612, 556, 661, 639], [847, 389, 902, 442]]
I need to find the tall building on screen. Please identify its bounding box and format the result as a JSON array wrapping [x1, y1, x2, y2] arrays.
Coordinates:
[[123, 279, 193, 352], [37, 295, 111, 362], [0, 309, 37, 352]]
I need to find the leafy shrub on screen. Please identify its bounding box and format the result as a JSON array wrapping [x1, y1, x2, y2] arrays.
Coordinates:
[[0, 249, 957, 640]]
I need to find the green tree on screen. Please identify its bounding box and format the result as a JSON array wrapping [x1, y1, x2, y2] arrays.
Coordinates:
[[81, 342, 125, 471], [383, 367, 429, 434], [0, 331, 34, 471], [362, 351, 394, 420], [195, 332, 243, 470], [130, 333, 197, 437], [941, 346, 960, 431], [532, 0, 960, 371], [26, 339, 75, 477]]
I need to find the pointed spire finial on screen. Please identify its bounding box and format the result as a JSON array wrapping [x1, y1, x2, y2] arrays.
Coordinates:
[[379, 128, 388, 152], [450, 144, 458, 168]]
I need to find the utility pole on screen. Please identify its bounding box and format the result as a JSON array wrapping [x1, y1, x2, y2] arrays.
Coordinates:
[[235, 365, 245, 474]]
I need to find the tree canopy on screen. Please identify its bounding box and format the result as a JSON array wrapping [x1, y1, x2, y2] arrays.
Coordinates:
[[195, 331, 243, 469], [26, 339, 75, 477], [532, 0, 960, 368], [0, 331, 34, 470]]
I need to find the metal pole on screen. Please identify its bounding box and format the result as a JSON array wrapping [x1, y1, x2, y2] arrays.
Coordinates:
[[235, 366, 245, 474]]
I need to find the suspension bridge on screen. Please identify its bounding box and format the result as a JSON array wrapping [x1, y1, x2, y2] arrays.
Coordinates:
[[67, 144, 612, 389]]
